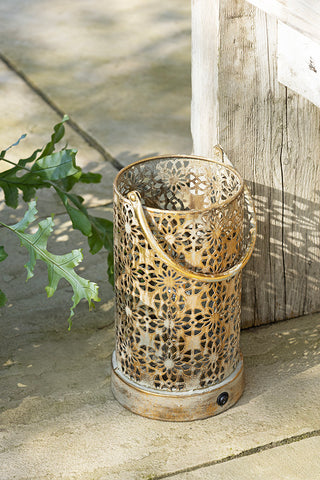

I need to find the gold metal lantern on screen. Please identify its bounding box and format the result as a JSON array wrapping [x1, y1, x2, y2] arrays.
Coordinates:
[[111, 149, 256, 421]]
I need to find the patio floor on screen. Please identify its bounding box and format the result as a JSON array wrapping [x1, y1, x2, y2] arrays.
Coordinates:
[[0, 1, 319, 479]]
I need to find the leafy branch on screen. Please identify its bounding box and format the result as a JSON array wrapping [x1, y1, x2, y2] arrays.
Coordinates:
[[0, 202, 100, 329], [0, 116, 114, 326]]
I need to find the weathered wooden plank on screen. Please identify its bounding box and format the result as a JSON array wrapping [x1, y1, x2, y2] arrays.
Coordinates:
[[245, 0, 320, 44], [284, 90, 320, 318], [191, 0, 320, 327], [218, 0, 285, 327], [278, 21, 320, 108], [191, 0, 220, 156]]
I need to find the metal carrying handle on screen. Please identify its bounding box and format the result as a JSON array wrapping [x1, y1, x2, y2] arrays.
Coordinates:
[[127, 184, 257, 283]]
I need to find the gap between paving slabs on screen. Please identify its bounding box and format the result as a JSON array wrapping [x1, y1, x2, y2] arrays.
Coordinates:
[[0, 51, 124, 172], [151, 430, 320, 479]]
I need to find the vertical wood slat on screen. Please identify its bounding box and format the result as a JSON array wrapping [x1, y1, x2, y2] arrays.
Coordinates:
[[191, 0, 320, 327], [191, 0, 220, 156]]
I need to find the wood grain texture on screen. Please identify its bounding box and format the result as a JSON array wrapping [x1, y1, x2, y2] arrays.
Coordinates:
[[191, 0, 320, 327], [191, 0, 220, 156], [278, 22, 320, 108], [245, 0, 320, 44]]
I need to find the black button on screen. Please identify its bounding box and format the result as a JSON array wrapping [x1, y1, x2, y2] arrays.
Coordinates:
[[217, 392, 229, 406]]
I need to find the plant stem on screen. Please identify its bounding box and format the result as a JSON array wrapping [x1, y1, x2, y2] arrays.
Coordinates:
[[0, 156, 32, 172]]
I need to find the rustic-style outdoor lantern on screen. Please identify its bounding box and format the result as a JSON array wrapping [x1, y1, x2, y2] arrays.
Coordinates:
[[111, 149, 256, 421]]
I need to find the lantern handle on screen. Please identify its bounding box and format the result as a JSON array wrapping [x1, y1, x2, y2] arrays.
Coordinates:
[[127, 185, 256, 283]]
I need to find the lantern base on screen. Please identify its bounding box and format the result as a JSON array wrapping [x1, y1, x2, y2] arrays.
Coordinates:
[[111, 352, 244, 422]]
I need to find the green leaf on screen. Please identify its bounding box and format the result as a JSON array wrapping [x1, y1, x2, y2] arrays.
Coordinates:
[[0, 246, 8, 302], [18, 148, 42, 168], [0, 290, 7, 306], [58, 170, 102, 193], [57, 171, 82, 192], [0, 246, 8, 262], [65, 204, 92, 236], [20, 184, 37, 202], [39, 115, 69, 158], [79, 172, 102, 184], [88, 227, 104, 255], [56, 190, 91, 236], [0, 201, 100, 328], [107, 250, 114, 287], [31, 149, 79, 181], [0, 150, 53, 208], [88, 217, 113, 251], [88, 216, 114, 285], [64, 192, 84, 208], [54, 189, 114, 285], [10, 200, 38, 233], [0, 181, 19, 208], [97, 218, 114, 251]]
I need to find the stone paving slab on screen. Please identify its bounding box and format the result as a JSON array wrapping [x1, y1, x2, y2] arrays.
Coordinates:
[[0, 60, 117, 216], [0, 0, 192, 165], [173, 436, 320, 480], [1, 310, 319, 480]]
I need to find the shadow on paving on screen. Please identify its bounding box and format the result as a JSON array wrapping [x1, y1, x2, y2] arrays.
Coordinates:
[[0, 0, 192, 162]]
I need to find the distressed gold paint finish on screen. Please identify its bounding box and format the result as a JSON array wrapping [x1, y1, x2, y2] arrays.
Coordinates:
[[112, 153, 256, 421], [111, 352, 245, 421]]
